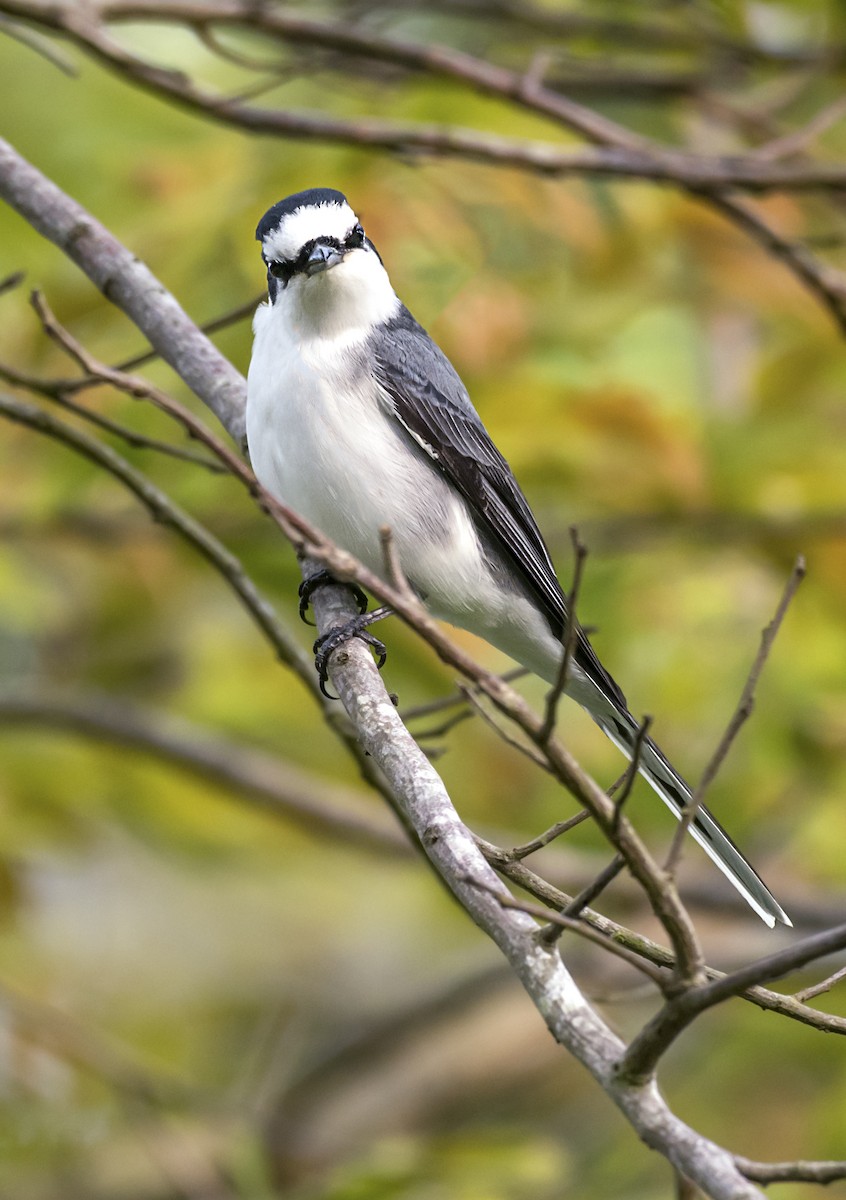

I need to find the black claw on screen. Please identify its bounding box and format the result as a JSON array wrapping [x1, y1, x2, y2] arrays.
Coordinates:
[[298, 571, 368, 625], [314, 614, 388, 697]]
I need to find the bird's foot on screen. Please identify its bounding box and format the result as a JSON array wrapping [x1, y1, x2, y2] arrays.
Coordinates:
[[298, 569, 368, 626], [314, 613, 389, 698]]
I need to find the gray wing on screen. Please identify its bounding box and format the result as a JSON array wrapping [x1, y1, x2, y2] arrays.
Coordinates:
[[372, 306, 626, 709]]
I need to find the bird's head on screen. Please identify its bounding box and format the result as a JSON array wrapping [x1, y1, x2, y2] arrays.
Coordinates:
[[256, 188, 396, 337]]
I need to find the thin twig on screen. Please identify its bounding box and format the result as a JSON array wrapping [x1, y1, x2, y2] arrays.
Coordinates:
[[504, 811, 590, 860], [0, 392, 313, 683], [539, 853, 627, 945], [696, 191, 846, 336], [457, 683, 552, 770], [665, 556, 806, 876], [793, 963, 846, 1004], [752, 93, 846, 162], [564, 855, 626, 920], [0, 12, 77, 73], [0, 268, 25, 295], [469, 877, 667, 985], [29, 290, 251, 477], [0, 351, 226, 470], [613, 716, 652, 827], [194, 20, 287, 72], [618, 921, 846, 1084], [539, 527, 587, 744], [477, 835, 846, 1034], [401, 667, 527, 722], [115, 292, 263, 373], [736, 1157, 846, 1185], [379, 523, 414, 599], [411, 706, 474, 747]]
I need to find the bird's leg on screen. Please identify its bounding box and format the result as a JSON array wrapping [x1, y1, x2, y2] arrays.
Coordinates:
[[313, 605, 393, 697], [298, 568, 368, 626]]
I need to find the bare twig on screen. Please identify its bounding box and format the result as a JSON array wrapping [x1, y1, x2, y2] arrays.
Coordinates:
[[539, 527, 587, 744], [0, 268, 25, 295], [0, 391, 312, 682], [736, 1157, 846, 1185], [618, 921, 846, 1085], [6, 0, 846, 337], [379, 523, 414, 599], [538, 852, 627, 946], [477, 836, 846, 1034], [470, 876, 667, 986], [410, 706, 474, 749], [696, 191, 846, 336], [665, 556, 806, 876], [115, 291, 263, 373], [563, 855, 626, 921], [0, 11, 77, 72], [30, 288, 245, 464], [752, 93, 846, 162], [457, 683, 551, 770], [793, 963, 846, 1005], [613, 716, 652, 823], [502, 811, 590, 860], [0, 347, 226, 471], [400, 667, 527, 723]]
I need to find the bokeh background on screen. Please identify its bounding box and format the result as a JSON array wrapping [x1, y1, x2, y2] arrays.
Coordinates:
[[2, 2, 846, 1197]]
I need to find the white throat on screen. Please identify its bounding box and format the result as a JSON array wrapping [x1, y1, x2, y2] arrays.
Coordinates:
[[260, 248, 400, 348]]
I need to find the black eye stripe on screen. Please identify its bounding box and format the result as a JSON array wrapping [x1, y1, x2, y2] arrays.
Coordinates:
[[265, 229, 367, 288]]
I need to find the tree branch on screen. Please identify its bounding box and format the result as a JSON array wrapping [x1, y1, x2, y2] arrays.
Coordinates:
[[305, 569, 766, 1199], [0, 391, 312, 677], [736, 1157, 846, 1186], [618, 922, 846, 1085], [665, 556, 806, 877], [477, 838, 846, 1035]]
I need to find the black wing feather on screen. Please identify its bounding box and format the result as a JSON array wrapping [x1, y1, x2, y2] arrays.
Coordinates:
[[373, 307, 626, 709]]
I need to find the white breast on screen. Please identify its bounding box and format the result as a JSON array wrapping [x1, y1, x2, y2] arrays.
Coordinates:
[[246, 268, 565, 684], [246, 297, 485, 611]]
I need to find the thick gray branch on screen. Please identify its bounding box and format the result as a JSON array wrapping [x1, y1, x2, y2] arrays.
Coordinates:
[[308, 584, 764, 1199]]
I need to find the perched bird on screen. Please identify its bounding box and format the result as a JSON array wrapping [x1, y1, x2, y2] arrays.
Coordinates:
[[247, 186, 790, 928]]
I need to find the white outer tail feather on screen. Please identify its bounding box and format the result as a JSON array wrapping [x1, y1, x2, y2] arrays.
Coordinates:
[[581, 691, 791, 928]]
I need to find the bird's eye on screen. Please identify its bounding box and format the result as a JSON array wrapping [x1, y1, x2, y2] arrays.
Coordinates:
[[346, 224, 365, 249], [268, 260, 290, 280]]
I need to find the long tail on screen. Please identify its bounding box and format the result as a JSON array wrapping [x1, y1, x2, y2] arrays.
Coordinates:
[[574, 680, 791, 928]]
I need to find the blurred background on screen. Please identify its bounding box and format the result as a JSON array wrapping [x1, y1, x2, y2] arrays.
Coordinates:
[[2, 1, 846, 1196]]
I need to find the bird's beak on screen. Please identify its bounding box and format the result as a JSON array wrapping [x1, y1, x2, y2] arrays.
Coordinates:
[[305, 240, 347, 277]]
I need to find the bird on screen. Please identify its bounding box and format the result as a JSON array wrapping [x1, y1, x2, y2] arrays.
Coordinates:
[[246, 186, 790, 928]]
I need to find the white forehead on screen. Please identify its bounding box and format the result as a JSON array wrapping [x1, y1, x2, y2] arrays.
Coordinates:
[[261, 200, 358, 261]]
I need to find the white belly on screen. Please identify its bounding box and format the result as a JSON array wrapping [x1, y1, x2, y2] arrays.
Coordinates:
[[247, 316, 483, 611], [246, 305, 565, 683]]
